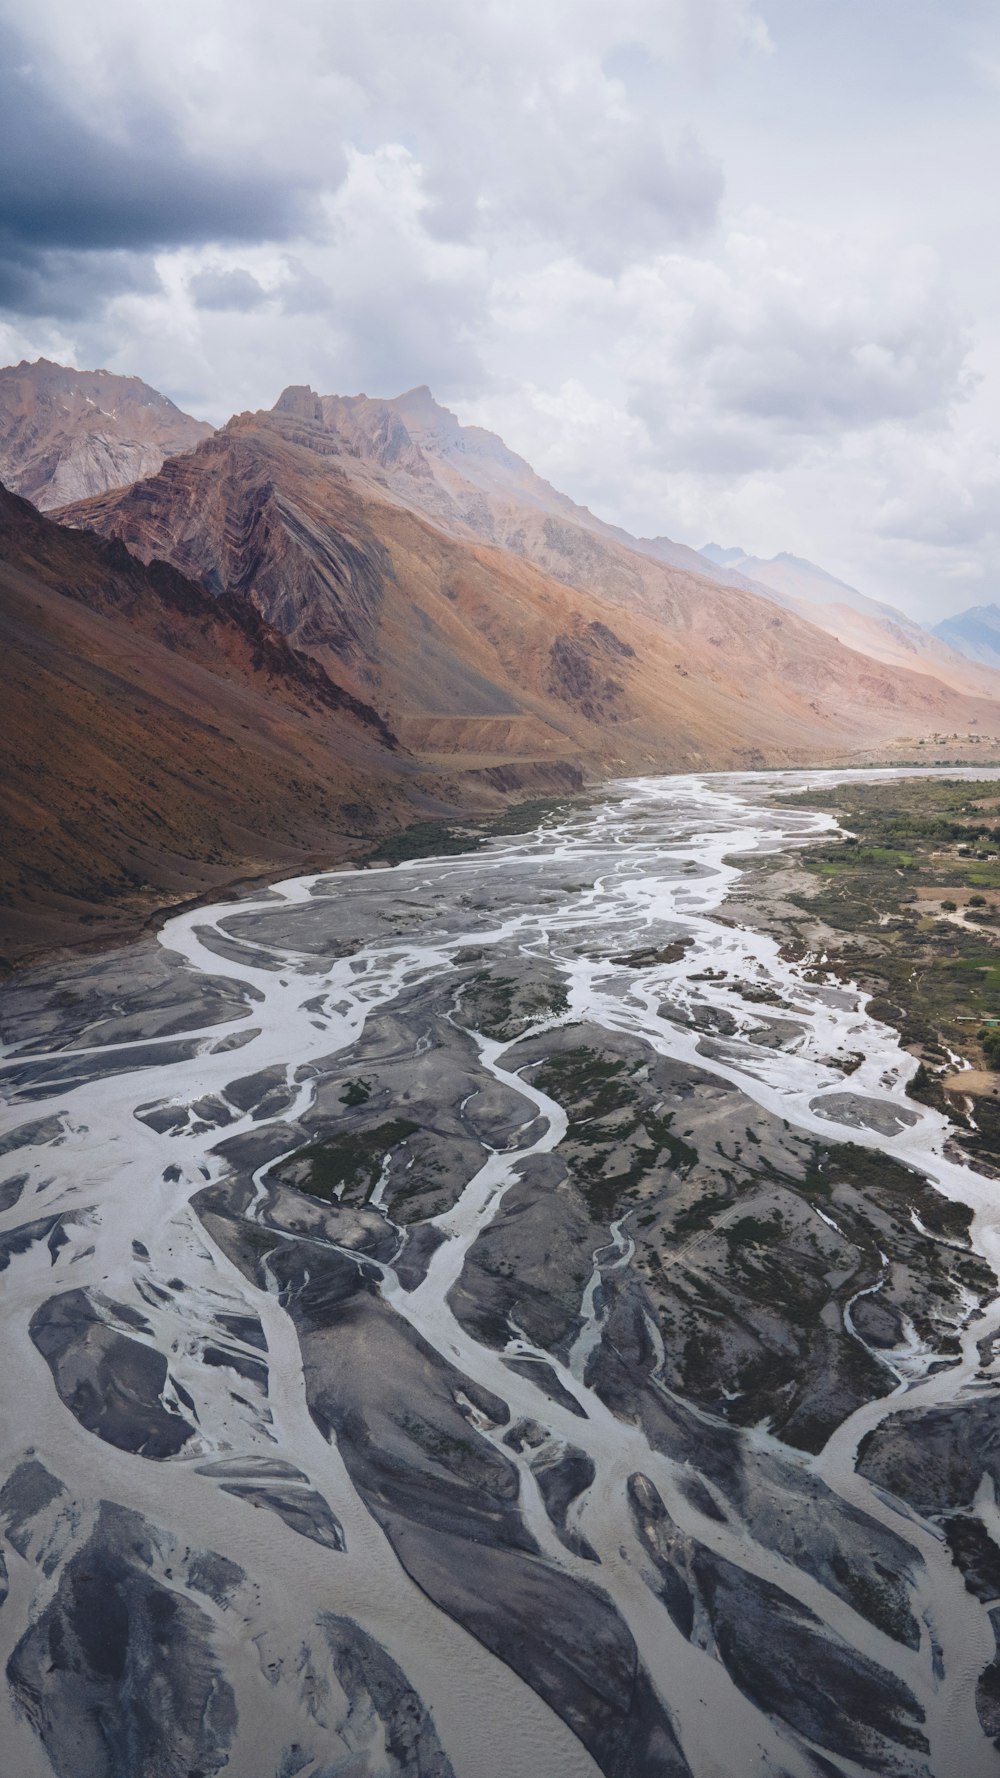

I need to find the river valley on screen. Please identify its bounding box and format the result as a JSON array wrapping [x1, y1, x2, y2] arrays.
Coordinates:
[[2, 769, 1000, 1778]]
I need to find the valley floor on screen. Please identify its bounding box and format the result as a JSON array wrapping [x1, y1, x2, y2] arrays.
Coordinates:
[[2, 769, 1000, 1778]]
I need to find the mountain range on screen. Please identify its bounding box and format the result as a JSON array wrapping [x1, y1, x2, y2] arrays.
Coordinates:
[[3, 357, 1000, 964], [699, 545, 1000, 696], [932, 602, 1000, 670]]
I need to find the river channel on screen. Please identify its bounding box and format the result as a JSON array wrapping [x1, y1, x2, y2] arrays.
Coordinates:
[[1, 770, 999, 1778]]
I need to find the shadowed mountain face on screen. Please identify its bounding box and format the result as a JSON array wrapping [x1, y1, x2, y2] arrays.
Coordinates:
[[0, 484, 442, 965], [0, 358, 212, 510], [933, 603, 1000, 670], [58, 391, 1000, 781]]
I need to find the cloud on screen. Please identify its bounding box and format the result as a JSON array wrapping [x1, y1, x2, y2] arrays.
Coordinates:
[[0, 246, 161, 321], [454, 207, 987, 623], [2, 0, 998, 624], [467, 219, 972, 488], [0, 0, 757, 331], [413, 68, 724, 272], [873, 430, 1000, 551], [625, 228, 970, 455], [0, 16, 319, 320], [188, 267, 270, 312], [60, 149, 491, 423]]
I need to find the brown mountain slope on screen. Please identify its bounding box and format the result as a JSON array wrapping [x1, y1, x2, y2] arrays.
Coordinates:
[[0, 358, 212, 510], [322, 381, 725, 586], [0, 485, 451, 966], [311, 385, 1000, 704], [779, 597, 1000, 696], [711, 549, 1000, 697], [60, 402, 1000, 772]]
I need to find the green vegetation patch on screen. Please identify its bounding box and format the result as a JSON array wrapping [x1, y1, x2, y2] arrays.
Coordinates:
[[339, 1078, 372, 1107], [531, 1044, 698, 1217], [613, 940, 693, 968], [652, 1115, 992, 1451], [800, 1137, 975, 1245], [722, 1209, 839, 1330], [781, 777, 1000, 1164], [829, 1553, 918, 1648], [361, 796, 580, 866], [457, 969, 569, 1040], [278, 1118, 420, 1204]]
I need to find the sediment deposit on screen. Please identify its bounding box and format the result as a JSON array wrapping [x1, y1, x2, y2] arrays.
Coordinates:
[[2, 770, 1000, 1777]]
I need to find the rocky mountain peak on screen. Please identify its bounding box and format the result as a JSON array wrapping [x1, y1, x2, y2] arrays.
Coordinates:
[[390, 384, 452, 426], [0, 358, 212, 509], [272, 384, 324, 425]]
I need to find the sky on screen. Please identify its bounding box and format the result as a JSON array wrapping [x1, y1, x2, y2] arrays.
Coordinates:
[[1, 0, 998, 623]]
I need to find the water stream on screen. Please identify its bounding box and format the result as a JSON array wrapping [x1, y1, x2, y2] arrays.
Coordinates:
[[1, 769, 999, 1778]]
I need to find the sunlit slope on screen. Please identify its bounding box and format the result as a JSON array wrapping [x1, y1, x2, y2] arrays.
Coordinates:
[[60, 402, 1000, 772]]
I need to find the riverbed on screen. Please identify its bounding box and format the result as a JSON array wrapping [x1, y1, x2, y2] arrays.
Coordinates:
[[1, 770, 999, 1778]]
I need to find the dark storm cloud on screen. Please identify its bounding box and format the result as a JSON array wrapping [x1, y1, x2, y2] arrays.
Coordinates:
[[0, 21, 320, 318], [0, 246, 161, 321]]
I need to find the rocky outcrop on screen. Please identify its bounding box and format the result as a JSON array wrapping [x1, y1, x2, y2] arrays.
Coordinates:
[[547, 624, 633, 723], [60, 420, 394, 672], [272, 382, 324, 425]]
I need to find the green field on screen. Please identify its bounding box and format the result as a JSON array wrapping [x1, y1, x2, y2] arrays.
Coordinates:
[[781, 777, 1000, 1164]]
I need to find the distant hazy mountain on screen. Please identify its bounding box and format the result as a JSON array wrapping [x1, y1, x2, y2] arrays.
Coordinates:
[[700, 543, 748, 567], [0, 358, 212, 510], [707, 547, 912, 622], [932, 604, 1000, 669], [700, 545, 1000, 696]]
